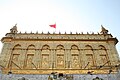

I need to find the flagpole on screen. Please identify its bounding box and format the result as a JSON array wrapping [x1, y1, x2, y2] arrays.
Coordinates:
[[54, 28, 56, 33]]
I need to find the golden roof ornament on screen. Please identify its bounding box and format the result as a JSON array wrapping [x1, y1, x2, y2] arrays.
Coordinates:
[[100, 25, 108, 34]]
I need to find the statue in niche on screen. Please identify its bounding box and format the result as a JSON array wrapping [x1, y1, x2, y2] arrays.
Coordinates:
[[87, 55, 93, 68], [42, 57, 48, 68], [10, 24, 18, 33], [73, 56, 79, 68], [12, 55, 19, 62], [12, 55, 19, 69], [100, 55, 108, 65], [57, 56, 64, 67]]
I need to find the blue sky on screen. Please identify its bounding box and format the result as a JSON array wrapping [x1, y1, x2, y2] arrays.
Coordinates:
[[0, 0, 120, 56]]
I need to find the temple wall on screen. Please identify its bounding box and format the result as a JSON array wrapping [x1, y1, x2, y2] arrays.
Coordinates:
[[2, 40, 116, 70], [0, 28, 119, 79]]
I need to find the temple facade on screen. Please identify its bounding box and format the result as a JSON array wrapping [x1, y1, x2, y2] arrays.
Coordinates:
[[0, 25, 120, 80]]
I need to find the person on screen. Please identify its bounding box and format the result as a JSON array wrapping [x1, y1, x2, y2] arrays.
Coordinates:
[[93, 77, 103, 80]]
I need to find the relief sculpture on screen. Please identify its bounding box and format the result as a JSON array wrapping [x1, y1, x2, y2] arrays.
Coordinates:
[[26, 55, 33, 69], [57, 56, 64, 68], [42, 56, 49, 68], [72, 56, 79, 68], [12, 54, 20, 69]]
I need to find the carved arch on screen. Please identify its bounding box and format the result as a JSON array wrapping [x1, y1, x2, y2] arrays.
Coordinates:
[[27, 44, 35, 50], [41, 44, 50, 69], [98, 45, 109, 66], [98, 45, 106, 50], [71, 45, 78, 50], [56, 44, 64, 49], [71, 45, 80, 68], [10, 44, 21, 69], [56, 45, 64, 68], [42, 44, 50, 50], [12, 43, 21, 48], [25, 44, 35, 69], [85, 45, 94, 69], [85, 45, 93, 50]]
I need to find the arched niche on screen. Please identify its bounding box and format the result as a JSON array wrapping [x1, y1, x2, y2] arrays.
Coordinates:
[[71, 45, 80, 68], [11, 44, 21, 69], [85, 45, 94, 69], [42, 44, 50, 54], [98, 45, 109, 66], [56, 45, 64, 68], [41, 45, 50, 68], [25, 44, 35, 69]]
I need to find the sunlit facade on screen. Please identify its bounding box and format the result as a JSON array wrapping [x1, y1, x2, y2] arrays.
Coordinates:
[[0, 25, 120, 80]]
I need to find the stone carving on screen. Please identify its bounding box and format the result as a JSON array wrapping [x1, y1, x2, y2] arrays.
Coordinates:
[[72, 56, 79, 68], [42, 56, 49, 68], [10, 24, 18, 33], [0, 26, 119, 80], [12, 55, 19, 62], [26, 55, 33, 69], [57, 56, 64, 68], [86, 55, 94, 68], [12, 54, 19, 69], [100, 25, 108, 34], [100, 55, 108, 65]]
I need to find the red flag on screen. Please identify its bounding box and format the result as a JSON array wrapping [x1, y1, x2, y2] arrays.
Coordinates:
[[49, 23, 56, 28]]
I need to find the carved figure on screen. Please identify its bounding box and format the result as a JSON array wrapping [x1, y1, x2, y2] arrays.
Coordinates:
[[42, 57, 48, 68], [73, 56, 79, 68], [26, 56, 33, 69], [57, 56, 64, 67]]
